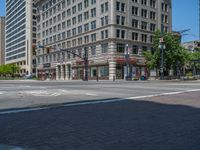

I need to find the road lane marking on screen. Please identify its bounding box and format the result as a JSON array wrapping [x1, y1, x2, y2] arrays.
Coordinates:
[[0, 92, 3, 95], [126, 89, 200, 100], [0, 89, 200, 115], [0, 107, 48, 115], [51, 93, 61, 96], [0, 99, 124, 115], [85, 93, 98, 96]]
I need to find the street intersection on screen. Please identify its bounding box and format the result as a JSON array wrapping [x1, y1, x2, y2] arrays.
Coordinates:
[[0, 80, 200, 150]]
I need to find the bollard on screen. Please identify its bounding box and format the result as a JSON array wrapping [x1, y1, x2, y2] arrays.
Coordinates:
[[113, 76, 115, 82], [96, 75, 99, 82]]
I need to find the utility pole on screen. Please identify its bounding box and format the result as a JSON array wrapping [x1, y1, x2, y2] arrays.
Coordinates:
[[84, 47, 88, 81], [125, 44, 130, 80], [199, 0, 200, 40], [159, 24, 165, 80]]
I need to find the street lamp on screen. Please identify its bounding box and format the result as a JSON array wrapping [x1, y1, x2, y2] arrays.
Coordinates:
[[124, 44, 130, 80], [83, 47, 88, 81], [159, 38, 166, 80]]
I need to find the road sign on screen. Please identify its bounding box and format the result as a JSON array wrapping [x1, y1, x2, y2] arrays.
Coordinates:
[[159, 37, 164, 43]]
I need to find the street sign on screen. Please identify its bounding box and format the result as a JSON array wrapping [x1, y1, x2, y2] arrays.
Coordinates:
[[160, 67, 163, 73], [159, 37, 164, 43]]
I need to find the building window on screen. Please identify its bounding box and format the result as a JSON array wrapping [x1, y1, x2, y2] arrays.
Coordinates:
[[132, 45, 138, 54], [78, 14, 82, 23], [105, 16, 108, 25], [78, 38, 82, 45], [91, 33, 96, 42], [84, 0, 89, 8], [162, 3, 168, 12], [132, 32, 138, 41], [150, 23, 156, 31], [132, 6, 138, 16], [84, 35, 89, 43], [141, 9, 147, 18], [141, 34, 147, 43], [116, 29, 120, 38], [105, 30, 108, 38], [141, 21, 148, 30], [101, 31, 104, 39], [91, 21, 96, 29], [150, 11, 156, 20], [105, 2, 108, 12], [150, 35, 154, 43], [62, 11, 66, 19], [78, 3, 82, 11], [121, 16, 125, 25], [91, 8, 96, 17], [99, 66, 109, 77], [72, 17, 76, 25], [101, 17, 104, 26], [132, 19, 138, 28], [121, 3, 125, 12], [91, 46, 96, 55], [121, 30, 125, 39], [116, 2, 120, 11], [101, 43, 108, 53], [72, 28, 76, 36], [150, 0, 156, 8], [117, 43, 125, 53], [101, 4, 104, 13], [72, 6, 76, 14], [141, 0, 147, 5], [116, 15, 120, 24], [84, 11, 89, 20], [116, 16, 125, 25], [84, 23, 89, 32], [78, 26, 82, 34], [91, 0, 96, 5]]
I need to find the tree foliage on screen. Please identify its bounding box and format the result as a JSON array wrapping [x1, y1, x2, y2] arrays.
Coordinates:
[[143, 30, 190, 76], [0, 64, 20, 77]]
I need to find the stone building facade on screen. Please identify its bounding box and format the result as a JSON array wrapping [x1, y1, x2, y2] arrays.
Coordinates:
[[5, 0, 37, 76], [35, 0, 172, 80], [0, 17, 5, 65]]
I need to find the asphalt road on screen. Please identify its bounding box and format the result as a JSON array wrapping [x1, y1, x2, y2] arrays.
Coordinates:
[[0, 80, 200, 110], [0, 80, 200, 150]]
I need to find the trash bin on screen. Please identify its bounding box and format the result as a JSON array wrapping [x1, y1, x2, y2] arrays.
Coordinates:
[[140, 75, 146, 80]]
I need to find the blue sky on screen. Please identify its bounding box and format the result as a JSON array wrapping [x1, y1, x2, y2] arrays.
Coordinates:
[[0, 0, 199, 42]]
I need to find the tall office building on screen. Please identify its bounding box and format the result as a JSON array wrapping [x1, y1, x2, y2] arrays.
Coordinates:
[[5, 0, 37, 76], [35, 0, 172, 80], [0, 17, 5, 65]]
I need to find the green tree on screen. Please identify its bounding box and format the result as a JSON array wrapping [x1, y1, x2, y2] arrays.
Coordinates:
[[0, 64, 20, 78], [143, 30, 190, 76]]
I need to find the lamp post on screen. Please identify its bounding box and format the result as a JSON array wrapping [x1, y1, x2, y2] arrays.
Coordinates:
[[159, 38, 166, 80], [124, 44, 130, 80], [84, 47, 88, 81]]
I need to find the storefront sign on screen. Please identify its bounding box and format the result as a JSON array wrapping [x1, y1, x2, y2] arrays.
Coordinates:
[[137, 59, 145, 65], [43, 63, 51, 68]]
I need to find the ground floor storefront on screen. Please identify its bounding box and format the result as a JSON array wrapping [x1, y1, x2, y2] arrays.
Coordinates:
[[37, 68, 56, 80], [37, 60, 146, 81]]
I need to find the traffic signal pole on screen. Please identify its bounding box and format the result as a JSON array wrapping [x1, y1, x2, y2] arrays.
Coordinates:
[[83, 48, 88, 81]]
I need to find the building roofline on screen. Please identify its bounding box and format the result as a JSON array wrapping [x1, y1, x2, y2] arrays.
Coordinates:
[[182, 40, 200, 44]]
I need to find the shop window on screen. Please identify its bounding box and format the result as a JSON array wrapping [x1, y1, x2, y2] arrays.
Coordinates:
[[117, 43, 125, 53]]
